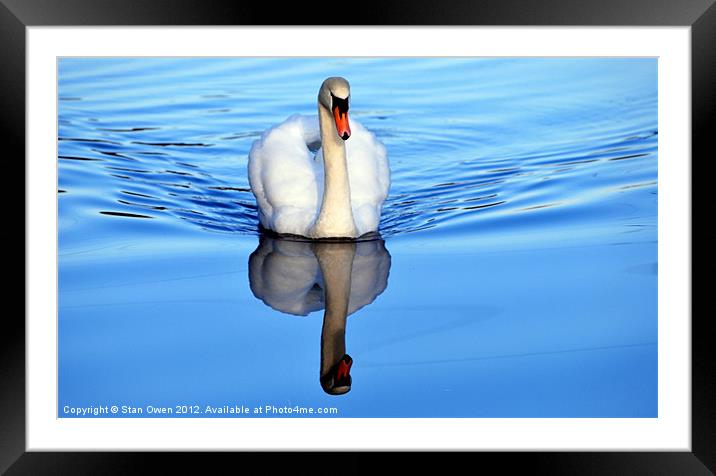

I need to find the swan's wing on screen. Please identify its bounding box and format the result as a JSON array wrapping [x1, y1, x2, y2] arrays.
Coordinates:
[[248, 238, 324, 316], [345, 119, 390, 236], [248, 114, 322, 236], [347, 240, 391, 316]]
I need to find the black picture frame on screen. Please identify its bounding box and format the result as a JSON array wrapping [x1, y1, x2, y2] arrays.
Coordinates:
[[2, 0, 712, 473]]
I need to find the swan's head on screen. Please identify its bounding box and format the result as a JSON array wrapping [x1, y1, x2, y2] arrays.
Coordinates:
[[318, 77, 351, 141]]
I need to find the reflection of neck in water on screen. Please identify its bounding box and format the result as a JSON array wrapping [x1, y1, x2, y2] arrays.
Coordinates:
[[248, 237, 391, 395], [315, 242, 355, 395]]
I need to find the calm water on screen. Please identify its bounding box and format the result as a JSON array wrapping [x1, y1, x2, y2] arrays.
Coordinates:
[[58, 58, 657, 417]]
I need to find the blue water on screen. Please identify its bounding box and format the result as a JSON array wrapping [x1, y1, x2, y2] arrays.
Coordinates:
[[58, 58, 657, 418]]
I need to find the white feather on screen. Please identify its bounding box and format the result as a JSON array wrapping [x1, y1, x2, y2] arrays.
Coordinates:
[[248, 114, 389, 237]]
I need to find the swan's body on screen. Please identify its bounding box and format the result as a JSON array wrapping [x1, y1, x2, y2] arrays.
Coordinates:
[[248, 78, 389, 239]]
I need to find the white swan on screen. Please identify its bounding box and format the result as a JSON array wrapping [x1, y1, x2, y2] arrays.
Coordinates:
[[248, 77, 390, 239]]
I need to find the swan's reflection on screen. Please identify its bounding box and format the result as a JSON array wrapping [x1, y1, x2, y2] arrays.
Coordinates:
[[249, 237, 391, 395]]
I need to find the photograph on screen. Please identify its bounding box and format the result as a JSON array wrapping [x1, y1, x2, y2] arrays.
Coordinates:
[[57, 56, 658, 419]]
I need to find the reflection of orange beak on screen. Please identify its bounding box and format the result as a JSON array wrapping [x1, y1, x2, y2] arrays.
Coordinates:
[[333, 107, 351, 141], [335, 356, 352, 381], [321, 354, 353, 395]]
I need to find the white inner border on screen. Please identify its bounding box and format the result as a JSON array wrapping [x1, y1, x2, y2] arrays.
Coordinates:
[[27, 26, 691, 451]]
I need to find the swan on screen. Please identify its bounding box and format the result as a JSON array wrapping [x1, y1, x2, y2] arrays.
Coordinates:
[[248, 77, 390, 239], [248, 237, 391, 394]]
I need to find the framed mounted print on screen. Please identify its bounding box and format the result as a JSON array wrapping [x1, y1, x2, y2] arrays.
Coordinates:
[[3, 0, 712, 473]]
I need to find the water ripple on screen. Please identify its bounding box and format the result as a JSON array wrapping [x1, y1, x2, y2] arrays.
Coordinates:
[[58, 58, 657, 243]]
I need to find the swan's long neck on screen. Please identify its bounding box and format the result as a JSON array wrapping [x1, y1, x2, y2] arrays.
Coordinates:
[[315, 242, 355, 381], [311, 104, 358, 238]]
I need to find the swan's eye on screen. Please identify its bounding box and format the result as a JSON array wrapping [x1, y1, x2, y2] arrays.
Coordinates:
[[331, 93, 349, 115]]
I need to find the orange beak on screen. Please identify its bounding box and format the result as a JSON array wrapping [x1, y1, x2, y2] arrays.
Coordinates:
[[333, 106, 351, 140]]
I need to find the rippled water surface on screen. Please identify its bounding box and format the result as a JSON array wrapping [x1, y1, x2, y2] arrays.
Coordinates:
[[59, 58, 657, 417]]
